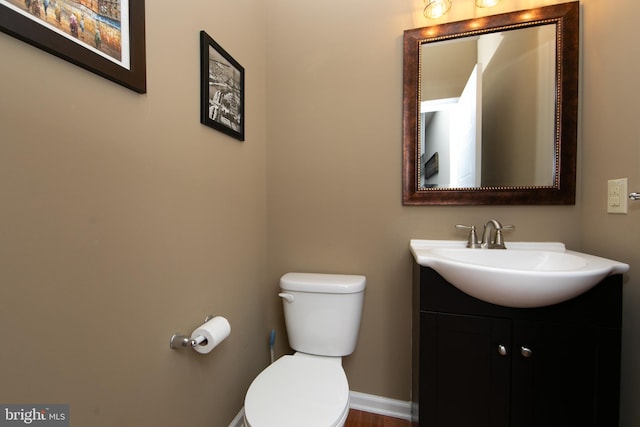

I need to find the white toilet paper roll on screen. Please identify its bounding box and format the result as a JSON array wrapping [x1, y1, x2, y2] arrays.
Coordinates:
[[190, 316, 231, 354]]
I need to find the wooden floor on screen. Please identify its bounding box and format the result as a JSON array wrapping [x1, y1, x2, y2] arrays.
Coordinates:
[[345, 409, 411, 427]]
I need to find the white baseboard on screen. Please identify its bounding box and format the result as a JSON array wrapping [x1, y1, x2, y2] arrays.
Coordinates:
[[348, 391, 412, 420], [228, 408, 245, 427], [229, 391, 412, 426]]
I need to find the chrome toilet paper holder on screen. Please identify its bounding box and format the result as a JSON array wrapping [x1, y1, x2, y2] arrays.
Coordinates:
[[170, 314, 214, 350]]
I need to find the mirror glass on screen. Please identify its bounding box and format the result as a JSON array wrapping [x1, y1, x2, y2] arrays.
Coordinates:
[[403, 2, 579, 205], [421, 24, 556, 189]]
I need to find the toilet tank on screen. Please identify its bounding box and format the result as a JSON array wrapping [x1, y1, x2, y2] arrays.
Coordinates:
[[279, 272, 366, 357]]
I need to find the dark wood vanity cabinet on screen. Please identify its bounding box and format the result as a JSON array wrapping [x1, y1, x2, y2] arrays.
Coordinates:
[[412, 265, 623, 427]]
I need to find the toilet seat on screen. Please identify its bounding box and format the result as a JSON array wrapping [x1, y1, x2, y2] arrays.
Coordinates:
[[244, 353, 350, 427]]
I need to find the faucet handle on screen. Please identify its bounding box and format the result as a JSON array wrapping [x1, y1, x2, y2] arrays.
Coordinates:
[[493, 225, 514, 249], [455, 224, 481, 248]]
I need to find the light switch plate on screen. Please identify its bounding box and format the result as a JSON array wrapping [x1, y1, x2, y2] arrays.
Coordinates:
[[607, 178, 628, 214]]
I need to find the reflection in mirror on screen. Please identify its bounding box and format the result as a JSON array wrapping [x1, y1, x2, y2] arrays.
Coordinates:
[[403, 2, 579, 205], [421, 24, 556, 189]]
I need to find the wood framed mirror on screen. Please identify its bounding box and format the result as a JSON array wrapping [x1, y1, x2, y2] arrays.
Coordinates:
[[402, 2, 579, 205]]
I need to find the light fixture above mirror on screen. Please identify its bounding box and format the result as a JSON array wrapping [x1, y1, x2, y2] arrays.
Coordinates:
[[423, 0, 502, 19]]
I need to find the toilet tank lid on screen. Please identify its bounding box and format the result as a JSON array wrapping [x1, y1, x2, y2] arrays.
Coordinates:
[[280, 272, 366, 294]]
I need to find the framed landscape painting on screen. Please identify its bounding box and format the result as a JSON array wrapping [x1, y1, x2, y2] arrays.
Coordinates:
[[0, 0, 146, 93]]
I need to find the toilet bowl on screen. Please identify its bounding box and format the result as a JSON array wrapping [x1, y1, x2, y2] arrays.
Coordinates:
[[243, 272, 366, 427], [243, 353, 350, 427]]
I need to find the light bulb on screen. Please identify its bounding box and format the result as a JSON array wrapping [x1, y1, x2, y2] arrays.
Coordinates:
[[476, 0, 501, 8], [423, 0, 452, 19]]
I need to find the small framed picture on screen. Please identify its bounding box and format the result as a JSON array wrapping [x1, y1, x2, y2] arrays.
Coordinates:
[[200, 30, 244, 141], [425, 152, 439, 179]]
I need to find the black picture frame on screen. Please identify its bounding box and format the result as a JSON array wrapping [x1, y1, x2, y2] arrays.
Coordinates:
[[425, 152, 439, 179], [200, 30, 244, 141], [0, 0, 146, 94]]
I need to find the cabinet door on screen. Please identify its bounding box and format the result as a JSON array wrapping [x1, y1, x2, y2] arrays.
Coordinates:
[[511, 320, 604, 427], [421, 312, 511, 427]]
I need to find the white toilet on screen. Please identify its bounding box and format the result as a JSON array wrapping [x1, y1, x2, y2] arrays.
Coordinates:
[[243, 272, 366, 427]]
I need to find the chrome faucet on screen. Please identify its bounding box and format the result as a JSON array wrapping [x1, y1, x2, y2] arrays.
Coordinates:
[[481, 219, 514, 249], [456, 220, 514, 249]]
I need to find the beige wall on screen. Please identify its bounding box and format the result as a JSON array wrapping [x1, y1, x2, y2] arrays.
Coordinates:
[[2, 0, 640, 426], [267, 0, 639, 425], [581, 0, 640, 425], [266, 0, 581, 402], [0, 1, 269, 426]]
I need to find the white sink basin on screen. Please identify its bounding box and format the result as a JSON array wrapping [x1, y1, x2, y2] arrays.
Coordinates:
[[411, 240, 629, 308]]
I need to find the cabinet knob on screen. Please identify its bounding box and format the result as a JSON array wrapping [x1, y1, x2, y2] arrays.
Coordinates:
[[497, 345, 508, 356], [520, 346, 533, 358]]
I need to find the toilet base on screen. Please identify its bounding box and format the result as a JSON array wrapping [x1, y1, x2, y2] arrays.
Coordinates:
[[243, 403, 348, 427]]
